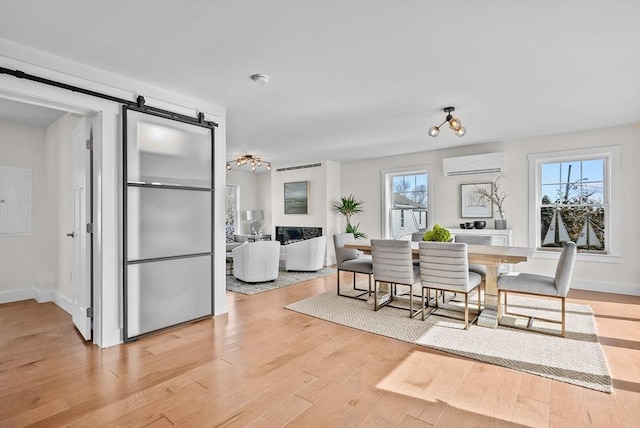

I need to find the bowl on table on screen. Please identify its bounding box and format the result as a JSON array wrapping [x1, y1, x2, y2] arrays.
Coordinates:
[[465, 222, 474, 229], [473, 221, 486, 229]]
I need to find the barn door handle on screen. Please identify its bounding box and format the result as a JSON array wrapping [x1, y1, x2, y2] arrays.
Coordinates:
[[66, 232, 75, 238]]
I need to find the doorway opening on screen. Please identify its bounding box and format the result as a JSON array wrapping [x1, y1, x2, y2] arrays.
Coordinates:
[[0, 96, 97, 342]]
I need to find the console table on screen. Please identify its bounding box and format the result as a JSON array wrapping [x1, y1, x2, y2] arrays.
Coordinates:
[[235, 234, 271, 242], [448, 228, 513, 246]]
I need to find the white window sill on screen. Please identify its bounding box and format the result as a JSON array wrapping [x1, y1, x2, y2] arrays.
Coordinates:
[[532, 250, 621, 264]]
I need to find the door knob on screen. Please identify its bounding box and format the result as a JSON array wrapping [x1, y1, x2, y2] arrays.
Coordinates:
[[66, 232, 75, 238]]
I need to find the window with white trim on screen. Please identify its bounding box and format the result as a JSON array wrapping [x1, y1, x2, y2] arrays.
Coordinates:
[[382, 167, 430, 239], [529, 146, 620, 257]]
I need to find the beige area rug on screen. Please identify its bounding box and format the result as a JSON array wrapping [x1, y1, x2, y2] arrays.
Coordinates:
[[285, 291, 612, 393], [226, 267, 336, 295]]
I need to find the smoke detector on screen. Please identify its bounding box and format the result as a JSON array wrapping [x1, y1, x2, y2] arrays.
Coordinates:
[[251, 73, 269, 85]]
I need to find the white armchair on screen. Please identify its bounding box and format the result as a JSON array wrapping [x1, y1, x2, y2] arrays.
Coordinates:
[[232, 241, 281, 283], [284, 236, 327, 272]]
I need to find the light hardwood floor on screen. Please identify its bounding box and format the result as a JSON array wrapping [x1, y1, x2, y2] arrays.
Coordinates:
[[1, 273, 639, 427]]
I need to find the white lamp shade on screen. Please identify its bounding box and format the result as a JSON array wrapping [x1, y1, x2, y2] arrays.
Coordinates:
[[246, 210, 264, 221]]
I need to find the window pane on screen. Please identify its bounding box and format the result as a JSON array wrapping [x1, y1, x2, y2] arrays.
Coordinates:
[[542, 163, 561, 184], [583, 159, 604, 182], [391, 208, 419, 238], [583, 182, 604, 203], [560, 161, 581, 185], [540, 206, 605, 251], [541, 185, 561, 204], [393, 176, 406, 192]]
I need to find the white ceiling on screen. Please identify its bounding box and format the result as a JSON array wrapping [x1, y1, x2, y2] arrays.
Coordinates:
[[1, 1, 638, 166]]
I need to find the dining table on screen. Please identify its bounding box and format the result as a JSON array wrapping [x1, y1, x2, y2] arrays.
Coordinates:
[[344, 241, 533, 328]]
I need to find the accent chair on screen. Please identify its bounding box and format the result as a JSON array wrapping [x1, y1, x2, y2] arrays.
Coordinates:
[[284, 236, 327, 272], [232, 241, 281, 283]]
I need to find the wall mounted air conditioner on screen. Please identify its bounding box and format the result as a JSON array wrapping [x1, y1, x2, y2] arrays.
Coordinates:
[[443, 152, 505, 176]]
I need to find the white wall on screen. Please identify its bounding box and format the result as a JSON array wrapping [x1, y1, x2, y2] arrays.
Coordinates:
[[268, 161, 342, 264], [0, 120, 51, 294], [325, 160, 342, 264], [341, 123, 640, 295]]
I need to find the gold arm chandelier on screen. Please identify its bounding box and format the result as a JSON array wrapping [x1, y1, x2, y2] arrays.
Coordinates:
[[428, 106, 467, 137], [225, 154, 272, 172]]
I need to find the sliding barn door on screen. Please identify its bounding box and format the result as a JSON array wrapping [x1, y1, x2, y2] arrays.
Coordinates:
[[123, 106, 214, 341]]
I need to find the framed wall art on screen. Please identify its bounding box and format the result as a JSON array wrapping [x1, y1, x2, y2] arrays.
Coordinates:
[[284, 181, 308, 214], [461, 183, 493, 218]]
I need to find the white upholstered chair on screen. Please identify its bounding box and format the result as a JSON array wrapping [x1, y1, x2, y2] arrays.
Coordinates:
[[232, 241, 281, 283], [284, 236, 327, 272], [454, 234, 492, 277], [418, 241, 482, 329], [497, 242, 577, 337], [371, 239, 421, 317], [333, 233, 373, 299]]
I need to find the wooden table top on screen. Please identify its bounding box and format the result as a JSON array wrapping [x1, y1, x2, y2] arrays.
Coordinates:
[[344, 241, 533, 264]]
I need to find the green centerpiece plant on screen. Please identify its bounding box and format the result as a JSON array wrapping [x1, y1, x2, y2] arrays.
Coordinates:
[[422, 224, 452, 242], [333, 194, 367, 239]]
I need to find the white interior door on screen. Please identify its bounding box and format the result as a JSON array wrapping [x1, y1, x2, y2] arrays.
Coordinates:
[[70, 117, 92, 340]]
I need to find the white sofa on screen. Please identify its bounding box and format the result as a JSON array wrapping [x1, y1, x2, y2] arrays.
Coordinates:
[[283, 236, 326, 272], [232, 241, 281, 283]]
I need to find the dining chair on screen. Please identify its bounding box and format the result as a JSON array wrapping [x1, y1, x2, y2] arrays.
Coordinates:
[[454, 234, 493, 299], [371, 239, 421, 318], [418, 241, 482, 329], [333, 233, 373, 300], [454, 234, 492, 277], [497, 242, 577, 337]]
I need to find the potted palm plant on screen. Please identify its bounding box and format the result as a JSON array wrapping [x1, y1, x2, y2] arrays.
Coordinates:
[[333, 194, 367, 239]]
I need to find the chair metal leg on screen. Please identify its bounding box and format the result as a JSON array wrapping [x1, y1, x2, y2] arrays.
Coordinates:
[[464, 293, 469, 330], [561, 297, 566, 337], [337, 269, 369, 301], [498, 290, 566, 337]]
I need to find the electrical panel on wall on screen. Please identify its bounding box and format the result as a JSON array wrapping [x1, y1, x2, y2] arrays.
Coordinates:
[[0, 166, 32, 236]]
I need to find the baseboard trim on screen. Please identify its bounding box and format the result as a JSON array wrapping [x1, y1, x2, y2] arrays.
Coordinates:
[[0, 288, 75, 314], [571, 279, 640, 296], [0, 287, 36, 303]]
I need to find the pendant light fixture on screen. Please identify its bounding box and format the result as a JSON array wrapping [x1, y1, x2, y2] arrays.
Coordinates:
[[225, 154, 271, 172], [428, 106, 467, 137]]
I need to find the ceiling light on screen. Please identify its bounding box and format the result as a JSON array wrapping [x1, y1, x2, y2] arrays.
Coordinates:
[[226, 154, 271, 172], [251, 73, 269, 85], [429, 106, 467, 138]]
